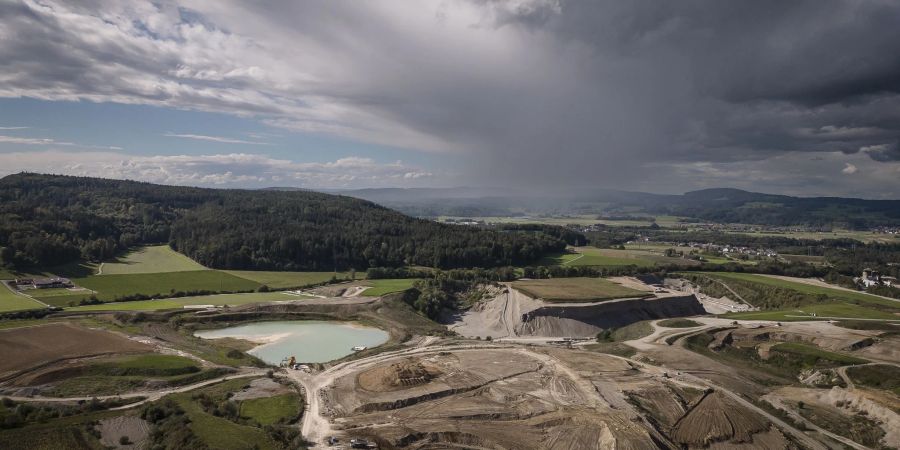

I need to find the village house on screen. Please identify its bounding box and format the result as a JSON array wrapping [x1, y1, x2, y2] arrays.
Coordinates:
[[17, 277, 73, 289]]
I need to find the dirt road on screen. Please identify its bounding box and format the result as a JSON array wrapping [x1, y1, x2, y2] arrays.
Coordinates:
[[286, 325, 830, 449], [6, 369, 268, 410], [622, 319, 829, 449]]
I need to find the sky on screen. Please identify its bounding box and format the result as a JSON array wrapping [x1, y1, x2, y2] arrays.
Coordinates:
[[1, 0, 899, 198]]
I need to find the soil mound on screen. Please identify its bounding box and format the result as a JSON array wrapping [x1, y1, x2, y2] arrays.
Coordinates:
[[357, 358, 443, 392], [672, 391, 770, 447]]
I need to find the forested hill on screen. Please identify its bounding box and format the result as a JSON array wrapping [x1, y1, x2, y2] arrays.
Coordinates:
[[0, 173, 566, 270]]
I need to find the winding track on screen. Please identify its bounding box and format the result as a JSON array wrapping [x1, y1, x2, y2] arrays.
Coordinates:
[[7, 316, 885, 449], [287, 325, 832, 449], [5, 369, 268, 410]]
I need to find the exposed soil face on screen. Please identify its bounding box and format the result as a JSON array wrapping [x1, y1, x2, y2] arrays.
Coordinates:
[[766, 386, 900, 448], [671, 391, 771, 446], [0, 323, 151, 381], [449, 283, 705, 339], [96, 416, 150, 450], [357, 357, 444, 392], [724, 324, 881, 353], [230, 377, 293, 401]]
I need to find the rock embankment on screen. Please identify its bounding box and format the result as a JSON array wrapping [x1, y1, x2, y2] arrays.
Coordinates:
[[518, 294, 706, 337], [450, 285, 705, 338]]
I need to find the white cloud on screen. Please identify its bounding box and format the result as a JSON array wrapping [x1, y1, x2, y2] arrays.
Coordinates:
[[0, 134, 122, 150], [842, 163, 858, 174], [0, 126, 29, 130], [1, 0, 899, 194], [0, 151, 437, 188], [164, 133, 271, 145]]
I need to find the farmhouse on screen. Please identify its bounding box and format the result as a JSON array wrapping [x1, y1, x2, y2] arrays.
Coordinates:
[[858, 269, 893, 288], [30, 277, 73, 289]]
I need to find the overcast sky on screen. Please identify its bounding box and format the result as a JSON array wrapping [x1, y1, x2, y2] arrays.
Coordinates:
[[1, 0, 899, 197]]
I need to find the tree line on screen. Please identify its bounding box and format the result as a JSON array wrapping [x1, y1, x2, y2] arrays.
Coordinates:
[[0, 173, 567, 271]]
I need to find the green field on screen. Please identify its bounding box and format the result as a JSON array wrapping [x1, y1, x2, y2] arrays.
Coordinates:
[[100, 245, 208, 275], [105, 354, 200, 373], [610, 320, 654, 341], [512, 277, 649, 302], [727, 303, 900, 321], [362, 278, 418, 296], [0, 283, 46, 313], [540, 247, 656, 267], [30, 270, 261, 307], [438, 215, 657, 227], [771, 342, 867, 365], [540, 246, 700, 268], [0, 409, 121, 450], [437, 214, 693, 228], [702, 272, 900, 309], [657, 318, 702, 328], [170, 378, 281, 450], [726, 229, 898, 244], [44, 354, 229, 397], [225, 270, 351, 289], [67, 291, 297, 312], [239, 393, 301, 425], [846, 364, 900, 395]]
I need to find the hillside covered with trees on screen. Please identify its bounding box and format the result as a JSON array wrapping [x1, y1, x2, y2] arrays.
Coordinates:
[[0, 173, 567, 271]]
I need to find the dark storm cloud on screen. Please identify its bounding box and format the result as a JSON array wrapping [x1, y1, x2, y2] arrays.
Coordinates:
[[1, 0, 899, 195], [864, 142, 900, 162]]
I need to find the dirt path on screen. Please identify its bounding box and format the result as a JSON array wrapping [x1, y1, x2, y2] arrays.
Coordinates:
[[561, 252, 585, 266], [763, 392, 868, 450], [613, 323, 828, 450], [708, 278, 756, 308], [285, 343, 518, 446], [835, 365, 855, 389], [6, 369, 268, 410]]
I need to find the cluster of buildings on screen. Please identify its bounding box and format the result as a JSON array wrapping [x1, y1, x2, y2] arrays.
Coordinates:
[[871, 226, 900, 235], [13, 277, 73, 289], [719, 245, 778, 258], [858, 269, 896, 288], [669, 242, 778, 258]]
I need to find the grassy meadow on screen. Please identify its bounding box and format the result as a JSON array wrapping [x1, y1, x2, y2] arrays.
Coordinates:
[[100, 245, 208, 274], [705, 272, 900, 309], [0, 283, 46, 313], [512, 277, 649, 302], [167, 377, 289, 450], [539, 246, 700, 268], [67, 291, 298, 312], [362, 278, 418, 296], [30, 270, 261, 307], [239, 393, 301, 426], [225, 270, 351, 289]]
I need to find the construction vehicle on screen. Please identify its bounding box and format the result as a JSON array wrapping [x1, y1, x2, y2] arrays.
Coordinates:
[[279, 355, 297, 368]]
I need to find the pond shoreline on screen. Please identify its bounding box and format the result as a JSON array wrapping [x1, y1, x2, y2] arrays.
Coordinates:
[[194, 320, 389, 364]]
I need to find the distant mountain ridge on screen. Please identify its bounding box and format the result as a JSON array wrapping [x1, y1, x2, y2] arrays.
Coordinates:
[[332, 186, 900, 228]]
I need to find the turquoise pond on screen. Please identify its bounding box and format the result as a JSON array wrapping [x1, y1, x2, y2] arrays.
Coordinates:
[[194, 320, 389, 364]]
